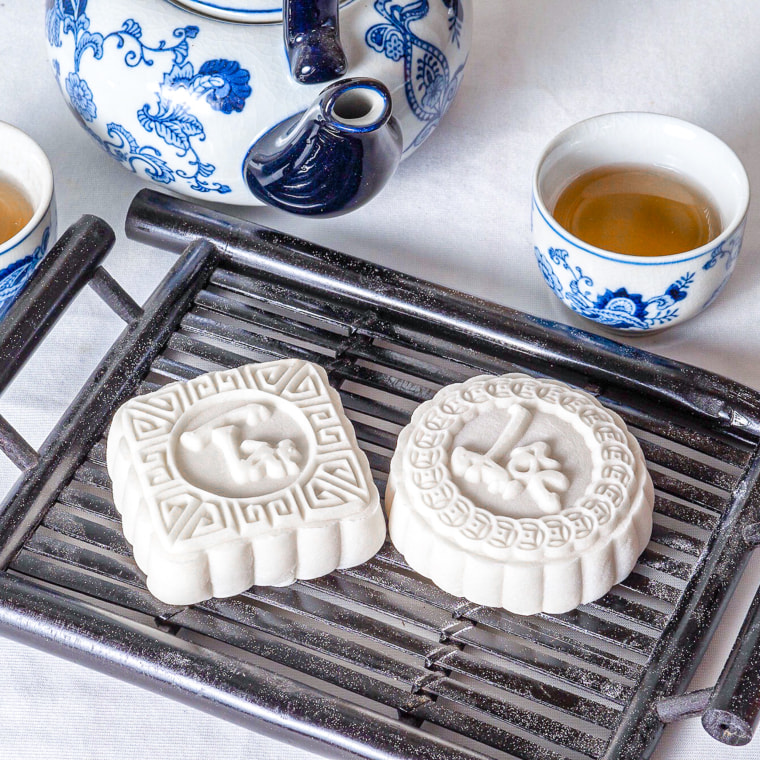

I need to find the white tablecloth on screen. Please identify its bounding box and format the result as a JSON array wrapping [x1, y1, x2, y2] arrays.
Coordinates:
[[2, 2, 760, 758]]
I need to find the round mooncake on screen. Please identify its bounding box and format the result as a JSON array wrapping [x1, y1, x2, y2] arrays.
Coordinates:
[[387, 373, 654, 615]]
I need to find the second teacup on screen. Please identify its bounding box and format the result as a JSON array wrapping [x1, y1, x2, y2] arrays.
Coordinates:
[[0, 122, 56, 320], [532, 113, 749, 333]]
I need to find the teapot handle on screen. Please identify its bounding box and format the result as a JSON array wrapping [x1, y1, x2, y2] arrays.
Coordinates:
[[284, 0, 347, 85]]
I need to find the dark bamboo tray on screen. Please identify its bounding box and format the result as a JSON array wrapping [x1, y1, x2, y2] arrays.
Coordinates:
[[0, 189, 759, 760]]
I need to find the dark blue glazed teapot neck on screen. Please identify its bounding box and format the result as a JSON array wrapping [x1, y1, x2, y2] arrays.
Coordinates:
[[284, 0, 347, 84], [172, 0, 348, 85]]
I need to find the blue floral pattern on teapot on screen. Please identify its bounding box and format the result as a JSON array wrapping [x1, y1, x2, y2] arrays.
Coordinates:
[[45, 0, 472, 209], [47, 2, 253, 194], [367, 0, 466, 150]]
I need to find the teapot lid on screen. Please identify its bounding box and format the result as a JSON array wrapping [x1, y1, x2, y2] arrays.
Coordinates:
[[173, 0, 353, 24]]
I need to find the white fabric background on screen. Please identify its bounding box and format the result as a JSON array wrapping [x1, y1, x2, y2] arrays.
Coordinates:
[[1, 1, 760, 758]]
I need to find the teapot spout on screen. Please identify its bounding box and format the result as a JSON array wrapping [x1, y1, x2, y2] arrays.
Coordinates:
[[244, 79, 403, 217]]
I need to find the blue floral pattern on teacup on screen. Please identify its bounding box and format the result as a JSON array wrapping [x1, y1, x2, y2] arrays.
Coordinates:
[[0, 227, 51, 320], [702, 221, 745, 272], [534, 246, 697, 330]]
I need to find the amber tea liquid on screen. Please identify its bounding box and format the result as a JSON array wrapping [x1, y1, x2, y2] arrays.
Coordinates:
[[552, 164, 721, 257], [0, 176, 33, 247]]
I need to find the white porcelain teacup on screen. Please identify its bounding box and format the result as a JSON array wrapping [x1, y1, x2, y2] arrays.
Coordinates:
[[532, 113, 750, 333], [0, 122, 56, 320]]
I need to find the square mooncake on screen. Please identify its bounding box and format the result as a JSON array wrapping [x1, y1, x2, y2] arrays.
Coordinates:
[[107, 359, 385, 605]]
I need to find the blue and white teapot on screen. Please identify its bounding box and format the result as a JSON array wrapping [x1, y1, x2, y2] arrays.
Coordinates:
[[45, 0, 472, 216]]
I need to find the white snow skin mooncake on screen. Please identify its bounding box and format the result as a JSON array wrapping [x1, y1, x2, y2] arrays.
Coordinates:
[[107, 359, 385, 605], [387, 373, 654, 615]]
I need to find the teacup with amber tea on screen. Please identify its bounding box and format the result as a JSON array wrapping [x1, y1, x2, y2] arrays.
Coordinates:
[[0, 122, 56, 320], [532, 113, 749, 332]]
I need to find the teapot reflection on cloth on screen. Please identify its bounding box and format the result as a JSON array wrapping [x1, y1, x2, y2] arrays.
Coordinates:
[[45, 0, 472, 216]]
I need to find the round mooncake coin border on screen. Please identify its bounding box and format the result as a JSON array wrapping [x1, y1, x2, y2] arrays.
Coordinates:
[[387, 373, 654, 615]]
